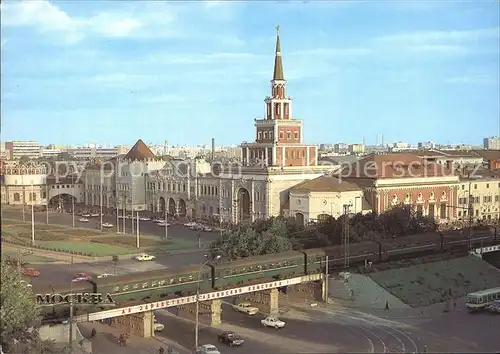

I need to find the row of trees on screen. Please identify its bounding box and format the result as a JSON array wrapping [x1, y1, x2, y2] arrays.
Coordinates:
[[0, 261, 57, 353], [211, 205, 438, 260]]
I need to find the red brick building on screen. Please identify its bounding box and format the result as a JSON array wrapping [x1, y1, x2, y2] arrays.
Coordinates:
[[343, 153, 460, 221]]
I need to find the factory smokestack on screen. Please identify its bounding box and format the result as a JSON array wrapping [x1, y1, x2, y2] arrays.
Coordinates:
[[211, 137, 215, 161]]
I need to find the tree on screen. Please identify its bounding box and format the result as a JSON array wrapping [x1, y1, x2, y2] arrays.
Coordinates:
[[0, 261, 56, 353], [18, 156, 30, 164], [212, 218, 293, 260]]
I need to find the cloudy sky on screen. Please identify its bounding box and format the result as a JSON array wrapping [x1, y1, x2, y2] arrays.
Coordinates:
[[1, 0, 499, 147]]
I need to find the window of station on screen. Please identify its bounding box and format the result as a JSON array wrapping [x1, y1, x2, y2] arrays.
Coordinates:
[[294, 132, 299, 139], [263, 132, 268, 139], [287, 131, 292, 139], [269, 132, 273, 139], [279, 132, 284, 139], [258, 132, 262, 140]]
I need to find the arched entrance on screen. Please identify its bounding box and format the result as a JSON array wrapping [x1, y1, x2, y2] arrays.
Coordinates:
[[295, 212, 305, 226], [49, 194, 76, 210], [317, 213, 331, 223], [13, 193, 20, 202], [158, 197, 165, 214], [178, 199, 187, 217], [168, 198, 176, 216], [191, 208, 196, 219], [237, 188, 251, 222]]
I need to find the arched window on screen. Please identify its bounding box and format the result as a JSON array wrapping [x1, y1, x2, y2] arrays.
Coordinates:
[[13, 193, 20, 202]]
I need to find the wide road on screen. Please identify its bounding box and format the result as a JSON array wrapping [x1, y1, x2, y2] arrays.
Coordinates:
[[2, 209, 221, 245], [154, 300, 423, 353], [155, 297, 498, 353], [29, 253, 209, 288]]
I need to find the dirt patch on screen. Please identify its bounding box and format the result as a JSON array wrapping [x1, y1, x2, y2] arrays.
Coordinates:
[[369, 255, 500, 307], [63, 228, 103, 237]]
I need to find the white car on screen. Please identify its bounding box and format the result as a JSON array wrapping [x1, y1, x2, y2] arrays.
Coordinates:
[[153, 320, 164, 331], [193, 344, 221, 354], [135, 254, 156, 261], [90, 213, 100, 217], [157, 222, 171, 227], [184, 222, 197, 227], [102, 223, 113, 228], [79, 218, 89, 223], [97, 273, 114, 279], [202, 226, 213, 232], [261, 316, 285, 329], [232, 302, 259, 315], [139, 217, 151, 221], [82, 213, 91, 218]]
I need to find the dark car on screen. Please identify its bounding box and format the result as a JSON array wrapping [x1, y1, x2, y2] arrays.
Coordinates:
[[217, 331, 244, 347]]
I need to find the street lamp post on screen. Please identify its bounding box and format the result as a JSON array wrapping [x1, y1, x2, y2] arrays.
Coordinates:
[[31, 183, 35, 246], [195, 254, 221, 348]]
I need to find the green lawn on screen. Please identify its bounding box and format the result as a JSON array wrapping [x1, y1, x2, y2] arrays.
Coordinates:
[[36, 241, 137, 257]]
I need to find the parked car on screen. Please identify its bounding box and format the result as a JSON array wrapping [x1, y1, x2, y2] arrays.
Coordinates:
[[261, 316, 285, 329], [232, 302, 259, 315], [193, 344, 221, 354], [184, 222, 197, 227], [139, 217, 151, 221], [79, 218, 90, 222], [82, 213, 91, 218], [217, 331, 244, 347], [90, 213, 100, 217], [23, 268, 40, 277], [135, 254, 156, 261], [102, 223, 113, 228], [97, 273, 114, 279]]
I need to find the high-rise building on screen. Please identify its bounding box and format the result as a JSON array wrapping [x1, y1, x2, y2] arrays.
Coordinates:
[[4, 141, 41, 159], [483, 136, 500, 150]]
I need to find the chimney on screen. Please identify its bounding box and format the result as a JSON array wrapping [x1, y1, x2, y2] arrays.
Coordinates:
[[211, 137, 215, 161]]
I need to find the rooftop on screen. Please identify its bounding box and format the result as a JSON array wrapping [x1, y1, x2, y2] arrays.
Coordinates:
[[290, 175, 362, 193], [123, 139, 156, 161]]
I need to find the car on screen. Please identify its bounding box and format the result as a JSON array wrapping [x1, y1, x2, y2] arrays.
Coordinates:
[[217, 331, 244, 347], [72, 273, 91, 282], [79, 218, 89, 222], [202, 227, 213, 232], [97, 273, 114, 279], [184, 222, 197, 227], [139, 217, 151, 221], [261, 316, 285, 329], [82, 213, 91, 218], [135, 253, 156, 261], [23, 268, 40, 277], [232, 302, 259, 315], [157, 222, 170, 227], [153, 319, 164, 332], [193, 344, 221, 354], [102, 223, 113, 228]]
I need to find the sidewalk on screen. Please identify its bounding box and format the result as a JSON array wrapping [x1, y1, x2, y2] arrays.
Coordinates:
[[78, 322, 189, 354]]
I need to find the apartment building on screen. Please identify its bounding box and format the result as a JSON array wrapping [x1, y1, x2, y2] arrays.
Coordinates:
[[4, 141, 41, 159], [484, 136, 500, 150]]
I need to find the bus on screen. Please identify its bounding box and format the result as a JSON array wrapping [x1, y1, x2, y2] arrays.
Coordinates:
[[465, 287, 500, 311]]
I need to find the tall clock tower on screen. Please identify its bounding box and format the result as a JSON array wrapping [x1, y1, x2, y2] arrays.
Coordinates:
[[241, 26, 318, 168]]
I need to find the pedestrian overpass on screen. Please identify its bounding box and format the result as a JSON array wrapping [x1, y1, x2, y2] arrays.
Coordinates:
[[74, 273, 324, 338]]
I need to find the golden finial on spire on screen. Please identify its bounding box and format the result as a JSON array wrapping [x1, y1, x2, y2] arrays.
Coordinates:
[[276, 25, 280, 34]]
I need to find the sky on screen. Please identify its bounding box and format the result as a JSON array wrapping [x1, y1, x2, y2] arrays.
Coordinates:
[[1, 0, 499, 147]]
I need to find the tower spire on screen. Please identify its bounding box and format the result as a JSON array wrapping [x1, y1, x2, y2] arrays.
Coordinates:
[[273, 25, 284, 81]]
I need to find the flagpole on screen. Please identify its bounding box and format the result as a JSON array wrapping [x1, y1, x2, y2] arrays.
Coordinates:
[[100, 174, 103, 233], [31, 182, 35, 246], [45, 181, 49, 224]]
